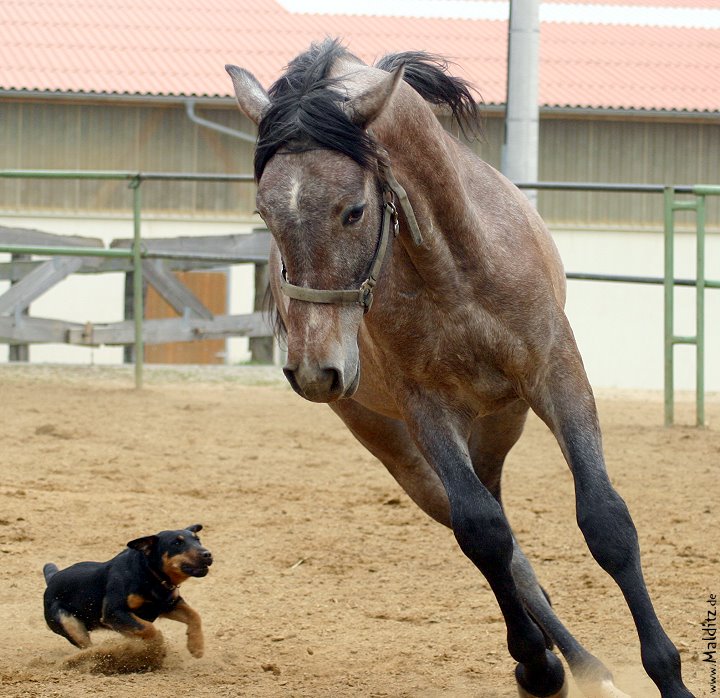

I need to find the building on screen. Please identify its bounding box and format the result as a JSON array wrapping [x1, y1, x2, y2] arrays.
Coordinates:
[[1, 0, 718, 389]]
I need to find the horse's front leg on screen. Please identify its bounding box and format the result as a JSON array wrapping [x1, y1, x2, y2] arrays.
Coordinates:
[[404, 396, 567, 698], [531, 344, 693, 698]]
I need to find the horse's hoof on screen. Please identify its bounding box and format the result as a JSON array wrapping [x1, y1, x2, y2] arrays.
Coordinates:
[[576, 678, 631, 698], [517, 678, 569, 698]]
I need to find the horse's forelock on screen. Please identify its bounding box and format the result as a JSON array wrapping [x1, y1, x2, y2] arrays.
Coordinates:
[[254, 39, 380, 181]]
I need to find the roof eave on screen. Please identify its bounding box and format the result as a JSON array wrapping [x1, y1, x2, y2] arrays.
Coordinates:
[[0, 88, 236, 107], [2, 89, 718, 122]]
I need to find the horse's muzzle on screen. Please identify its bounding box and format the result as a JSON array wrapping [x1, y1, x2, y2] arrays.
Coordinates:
[[283, 364, 344, 403]]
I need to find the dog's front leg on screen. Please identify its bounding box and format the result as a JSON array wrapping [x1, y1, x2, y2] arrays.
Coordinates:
[[160, 598, 204, 658], [101, 602, 162, 644]]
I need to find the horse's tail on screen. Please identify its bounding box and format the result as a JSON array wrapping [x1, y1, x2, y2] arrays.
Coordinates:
[[375, 51, 483, 140], [43, 562, 59, 584]]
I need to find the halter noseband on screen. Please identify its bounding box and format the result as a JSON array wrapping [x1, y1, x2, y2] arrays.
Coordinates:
[[279, 162, 422, 313]]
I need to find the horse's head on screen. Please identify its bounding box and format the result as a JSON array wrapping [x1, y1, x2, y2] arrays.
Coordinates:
[[227, 43, 404, 403]]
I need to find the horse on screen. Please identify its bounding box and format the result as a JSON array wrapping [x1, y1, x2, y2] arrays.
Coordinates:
[[226, 39, 693, 698]]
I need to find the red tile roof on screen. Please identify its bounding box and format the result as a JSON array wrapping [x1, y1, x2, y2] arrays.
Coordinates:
[[0, 0, 717, 114]]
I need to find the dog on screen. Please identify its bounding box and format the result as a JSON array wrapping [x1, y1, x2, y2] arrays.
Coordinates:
[[43, 524, 213, 657]]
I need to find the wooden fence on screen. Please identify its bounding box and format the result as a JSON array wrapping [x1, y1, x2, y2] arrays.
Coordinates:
[[0, 225, 274, 364]]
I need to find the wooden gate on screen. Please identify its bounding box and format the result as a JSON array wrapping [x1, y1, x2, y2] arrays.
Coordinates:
[[144, 269, 227, 364]]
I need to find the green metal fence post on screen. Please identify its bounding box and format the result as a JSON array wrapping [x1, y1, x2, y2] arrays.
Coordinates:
[[695, 194, 706, 427], [130, 176, 144, 389], [663, 186, 675, 427], [664, 186, 710, 427]]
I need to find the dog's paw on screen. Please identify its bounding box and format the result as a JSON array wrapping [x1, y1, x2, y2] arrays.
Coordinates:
[[187, 629, 204, 658]]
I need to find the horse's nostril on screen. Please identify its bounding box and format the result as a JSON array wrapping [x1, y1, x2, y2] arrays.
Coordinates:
[[283, 367, 301, 394], [325, 368, 341, 395]]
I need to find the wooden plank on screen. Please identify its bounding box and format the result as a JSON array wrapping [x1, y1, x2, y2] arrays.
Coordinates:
[[110, 231, 271, 261], [0, 316, 84, 343], [0, 225, 103, 248], [0, 256, 84, 314], [8, 253, 30, 361], [142, 260, 214, 320], [0, 255, 241, 282], [66, 312, 271, 346]]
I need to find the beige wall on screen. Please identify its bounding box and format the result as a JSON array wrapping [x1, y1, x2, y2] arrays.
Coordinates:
[[1, 99, 718, 228], [0, 99, 257, 215]]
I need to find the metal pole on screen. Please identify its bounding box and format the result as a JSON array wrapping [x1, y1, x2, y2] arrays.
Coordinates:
[[130, 177, 144, 389], [502, 0, 540, 207], [663, 186, 675, 426], [696, 194, 706, 426]]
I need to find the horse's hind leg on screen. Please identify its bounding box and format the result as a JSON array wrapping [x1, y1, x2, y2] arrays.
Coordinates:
[[470, 404, 628, 698], [529, 334, 693, 698]]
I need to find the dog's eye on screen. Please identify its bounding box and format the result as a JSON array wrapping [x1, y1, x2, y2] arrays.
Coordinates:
[[174, 538, 184, 546]]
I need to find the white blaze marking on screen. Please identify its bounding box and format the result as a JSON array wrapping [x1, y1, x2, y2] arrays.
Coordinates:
[[288, 178, 301, 213]]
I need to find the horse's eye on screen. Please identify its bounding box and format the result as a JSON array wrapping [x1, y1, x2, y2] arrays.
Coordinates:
[[343, 205, 365, 226]]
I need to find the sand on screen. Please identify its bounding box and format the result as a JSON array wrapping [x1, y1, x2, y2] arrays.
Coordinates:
[[0, 364, 717, 697]]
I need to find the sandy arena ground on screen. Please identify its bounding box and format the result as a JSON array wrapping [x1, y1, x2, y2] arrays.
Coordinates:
[[0, 364, 717, 697]]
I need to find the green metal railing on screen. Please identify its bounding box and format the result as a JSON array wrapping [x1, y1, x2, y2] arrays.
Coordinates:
[[663, 185, 720, 426], [1, 170, 718, 424], [0, 170, 253, 388]]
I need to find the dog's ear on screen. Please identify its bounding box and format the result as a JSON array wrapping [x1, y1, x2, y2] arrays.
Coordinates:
[[186, 524, 203, 533], [127, 535, 158, 555]]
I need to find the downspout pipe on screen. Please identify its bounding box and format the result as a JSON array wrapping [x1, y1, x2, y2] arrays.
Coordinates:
[[184, 98, 256, 143], [501, 0, 540, 207]]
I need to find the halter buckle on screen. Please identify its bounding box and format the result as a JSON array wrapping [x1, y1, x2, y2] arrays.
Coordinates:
[[358, 278, 376, 312]]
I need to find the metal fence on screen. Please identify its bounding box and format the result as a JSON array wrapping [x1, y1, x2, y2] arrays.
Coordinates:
[[1, 170, 718, 425]]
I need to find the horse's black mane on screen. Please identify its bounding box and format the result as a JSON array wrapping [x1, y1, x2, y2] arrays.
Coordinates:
[[375, 50, 482, 140], [254, 39, 378, 181], [254, 38, 483, 182]]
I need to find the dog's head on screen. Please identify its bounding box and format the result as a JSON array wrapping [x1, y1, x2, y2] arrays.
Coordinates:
[[127, 524, 213, 586]]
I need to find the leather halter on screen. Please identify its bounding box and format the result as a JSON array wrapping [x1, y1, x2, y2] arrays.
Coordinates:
[[279, 162, 422, 313]]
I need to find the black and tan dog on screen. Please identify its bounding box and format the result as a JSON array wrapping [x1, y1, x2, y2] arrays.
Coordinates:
[[43, 524, 213, 657]]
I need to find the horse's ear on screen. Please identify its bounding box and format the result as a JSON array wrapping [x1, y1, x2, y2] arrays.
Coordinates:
[[225, 65, 270, 125], [345, 65, 405, 129]]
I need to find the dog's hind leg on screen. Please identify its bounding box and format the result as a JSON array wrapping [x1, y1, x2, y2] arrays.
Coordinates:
[[57, 611, 91, 648]]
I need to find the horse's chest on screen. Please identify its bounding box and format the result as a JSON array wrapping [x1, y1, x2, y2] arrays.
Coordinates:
[[358, 320, 519, 418]]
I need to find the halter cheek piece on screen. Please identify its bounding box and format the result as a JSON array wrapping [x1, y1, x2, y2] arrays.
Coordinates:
[[279, 162, 423, 313]]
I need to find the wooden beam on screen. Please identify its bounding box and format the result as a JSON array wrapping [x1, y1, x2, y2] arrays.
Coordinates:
[[110, 231, 271, 261], [0, 225, 103, 248], [66, 312, 272, 346], [0, 255, 250, 282], [0, 316, 85, 343], [0, 256, 85, 314], [141, 260, 214, 319]]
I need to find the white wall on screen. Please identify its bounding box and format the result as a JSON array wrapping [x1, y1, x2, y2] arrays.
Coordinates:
[[553, 226, 719, 392], [1, 214, 718, 392]]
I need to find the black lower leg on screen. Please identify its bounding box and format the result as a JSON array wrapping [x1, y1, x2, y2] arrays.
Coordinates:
[[575, 475, 692, 698], [448, 473, 565, 697]]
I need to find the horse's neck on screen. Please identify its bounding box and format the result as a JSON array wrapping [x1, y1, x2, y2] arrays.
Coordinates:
[[377, 106, 485, 294]]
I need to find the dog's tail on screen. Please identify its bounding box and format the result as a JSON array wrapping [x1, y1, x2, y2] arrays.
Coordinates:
[[43, 562, 59, 583]]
